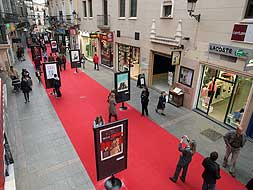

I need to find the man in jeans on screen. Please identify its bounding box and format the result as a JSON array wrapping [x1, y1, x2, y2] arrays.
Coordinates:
[[202, 151, 221, 190], [223, 126, 247, 177]]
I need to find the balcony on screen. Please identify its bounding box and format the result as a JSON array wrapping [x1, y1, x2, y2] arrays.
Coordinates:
[[2, 13, 19, 24], [97, 15, 110, 30]]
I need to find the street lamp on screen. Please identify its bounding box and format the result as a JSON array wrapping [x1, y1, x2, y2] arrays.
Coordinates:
[[187, 0, 200, 22]]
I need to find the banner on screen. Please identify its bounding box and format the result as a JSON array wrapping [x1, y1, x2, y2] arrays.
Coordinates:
[[30, 45, 42, 61], [50, 40, 58, 53], [94, 119, 128, 181], [43, 62, 61, 89], [114, 71, 130, 103], [69, 49, 81, 68]]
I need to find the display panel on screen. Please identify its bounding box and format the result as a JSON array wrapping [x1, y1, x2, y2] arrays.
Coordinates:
[[43, 62, 61, 89], [114, 71, 130, 103]]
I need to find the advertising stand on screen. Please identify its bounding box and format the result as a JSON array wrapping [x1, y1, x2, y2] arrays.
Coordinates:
[[50, 40, 58, 53], [42, 62, 61, 89], [114, 71, 130, 110], [94, 119, 128, 190], [30, 45, 42, 61], [69, 49, 81, 73]]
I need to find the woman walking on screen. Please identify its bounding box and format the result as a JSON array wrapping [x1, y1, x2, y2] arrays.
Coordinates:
[[155, 91, 167, 116], [141, 87, 149, 116], [169, 135, 196, 183], [20, 75, 32, 103], [108, 92, 118, 122]]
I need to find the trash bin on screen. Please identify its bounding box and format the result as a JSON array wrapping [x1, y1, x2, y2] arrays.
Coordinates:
[[246, 112, 253, 138]]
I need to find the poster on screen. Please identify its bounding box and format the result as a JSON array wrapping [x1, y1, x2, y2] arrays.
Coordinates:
[[43, 62, 61, 89], [100, 124, 123, 161], [44, 35, 49, 43], [94, 119, 128, 181], [117, 73, 128, 92], [50, 40, 58, 53], [69, 49, 81, 68], [178, 66, 194, 87], [171, 51, 181, 65], [114, 71, 130, 103], [45, 64, 57, 79]]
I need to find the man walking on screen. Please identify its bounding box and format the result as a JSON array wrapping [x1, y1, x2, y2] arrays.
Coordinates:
[[155, 91, 167, 116], [202, 151, 221, 190], [93, 53, 99, 71], [223, 126, 247, 177]]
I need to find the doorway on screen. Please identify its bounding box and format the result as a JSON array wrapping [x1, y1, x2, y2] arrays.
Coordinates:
[[196, 65, 252, 128], [152, 53, 174, 91]]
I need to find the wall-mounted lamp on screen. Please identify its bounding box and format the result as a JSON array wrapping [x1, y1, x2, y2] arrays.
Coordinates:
[[187, 0, 200, 22]]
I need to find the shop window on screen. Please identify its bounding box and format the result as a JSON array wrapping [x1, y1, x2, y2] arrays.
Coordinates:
[[161, 0, 174, 18], [88, 0, 93, 17], [119, 0, 125, 17], [130, 0, 137, 17], [245, 0, 253, 18], [83, 1, 87, 17]]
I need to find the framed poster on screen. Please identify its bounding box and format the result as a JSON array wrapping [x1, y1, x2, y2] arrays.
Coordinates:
[[171, 51, 181, 65], [43, 62, 61, 89], [94, 119, 128, 181], [44, 35, 49, 43], [178, 66, 194, 87], [50, 40, 58, 53], [114, 71, 130, 103], [30, 45, 42, 61], [69, 49, 81, 68]]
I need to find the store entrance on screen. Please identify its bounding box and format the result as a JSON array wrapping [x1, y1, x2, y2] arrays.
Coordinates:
[[152, 53, 174, 91], [197, 65, 252, 128]]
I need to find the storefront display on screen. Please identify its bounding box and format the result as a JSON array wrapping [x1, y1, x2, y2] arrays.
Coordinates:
[[118, 44, 140, 78], [100, 33, 113, 68], [196, 65, 253, 128]]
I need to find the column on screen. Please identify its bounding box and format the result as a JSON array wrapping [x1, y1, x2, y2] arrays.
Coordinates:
[[241, 82, 253, 131]]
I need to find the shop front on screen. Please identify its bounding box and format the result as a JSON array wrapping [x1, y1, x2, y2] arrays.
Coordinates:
[[100, 32, 113, 68], [79, 31, 90, 56], [195, 43, 253, 128], [117, 43, 140, 79], [86, 32, 99, 60]]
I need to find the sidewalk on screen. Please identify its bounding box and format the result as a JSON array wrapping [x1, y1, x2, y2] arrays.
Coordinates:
[[81, 60, 253, 185], [4, 52, 95, 190]]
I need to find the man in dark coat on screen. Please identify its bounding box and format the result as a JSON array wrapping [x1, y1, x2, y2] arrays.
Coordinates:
[[141, 87, 149, 116], [20, 76, 32, 103], [155, 91, 167, 116], [53, 74, 61, 98], [202, 151, 221, 190]]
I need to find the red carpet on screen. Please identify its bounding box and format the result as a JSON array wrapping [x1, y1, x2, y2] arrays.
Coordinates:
[[28, 49, 246, 190]]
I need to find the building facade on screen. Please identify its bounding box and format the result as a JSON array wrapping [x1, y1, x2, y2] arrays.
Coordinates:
[[48, 0, 253, 131]]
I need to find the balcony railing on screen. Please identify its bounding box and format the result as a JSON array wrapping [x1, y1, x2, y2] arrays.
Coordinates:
[[97, 15, 110, 30]]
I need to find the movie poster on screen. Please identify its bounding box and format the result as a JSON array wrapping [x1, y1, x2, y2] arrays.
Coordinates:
[[100, 124, 123, 161], [117, 73, 128, 92], [45, 64, 57, 79], [50, 40, 58, 53], [43, 62, 61, 89], [69, 49, 81, 68], [94, 119, 128, 181]]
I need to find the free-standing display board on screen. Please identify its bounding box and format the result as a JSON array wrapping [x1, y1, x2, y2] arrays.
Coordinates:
[[30, 45, 42, 61], [114, 71, 130, 103], [69, 49, 81, 68], [94, 119, 128, 181], [50, 40, 58, 53], [43, 62, 61, 89]]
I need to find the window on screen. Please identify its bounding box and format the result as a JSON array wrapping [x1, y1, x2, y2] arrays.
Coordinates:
[[130, 0, 137, 17], [245, 0, 253, 18], [88, 0, 93, 17], [83, 1, 87, 17], [161, 0, 173, 18], [119, 0, 125, 17]]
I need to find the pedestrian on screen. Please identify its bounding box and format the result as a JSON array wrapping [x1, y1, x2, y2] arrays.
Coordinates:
[[108, 92, 118, 122], [20, 75, 32, 103], [93, 53, 99, 71], [222, 126, 247, 177], [202, 151, 221, 190], [48, 53, 55, 62], [81, 54, 86, 69], [34, 57, 41, 71], [8, 66, 20, 92], [169, 135, 196, 183], [141, 87, 149, 116], [53, 74, 61, 98], [246, 177, 253, 190], [56, 53, 62, 72], [43, 51, 48, 62], [93, 115, 105, 128], [21, 69, 31, 79], [155, 91, 167, 116], [61, 54, 66, 71]]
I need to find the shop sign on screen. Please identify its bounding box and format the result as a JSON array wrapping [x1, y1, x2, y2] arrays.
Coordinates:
[[81, 31, 89, 37], [107, 32, 113, 42], [245, 58, 253, 71], [231, 24, 253, 43], [171, 51, 181, 65], [90, 33, 100, 38], [209, 43, 253, 58]]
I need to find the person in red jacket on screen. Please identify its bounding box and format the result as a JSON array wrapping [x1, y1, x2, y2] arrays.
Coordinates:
[[93, 53, 99, 71]]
